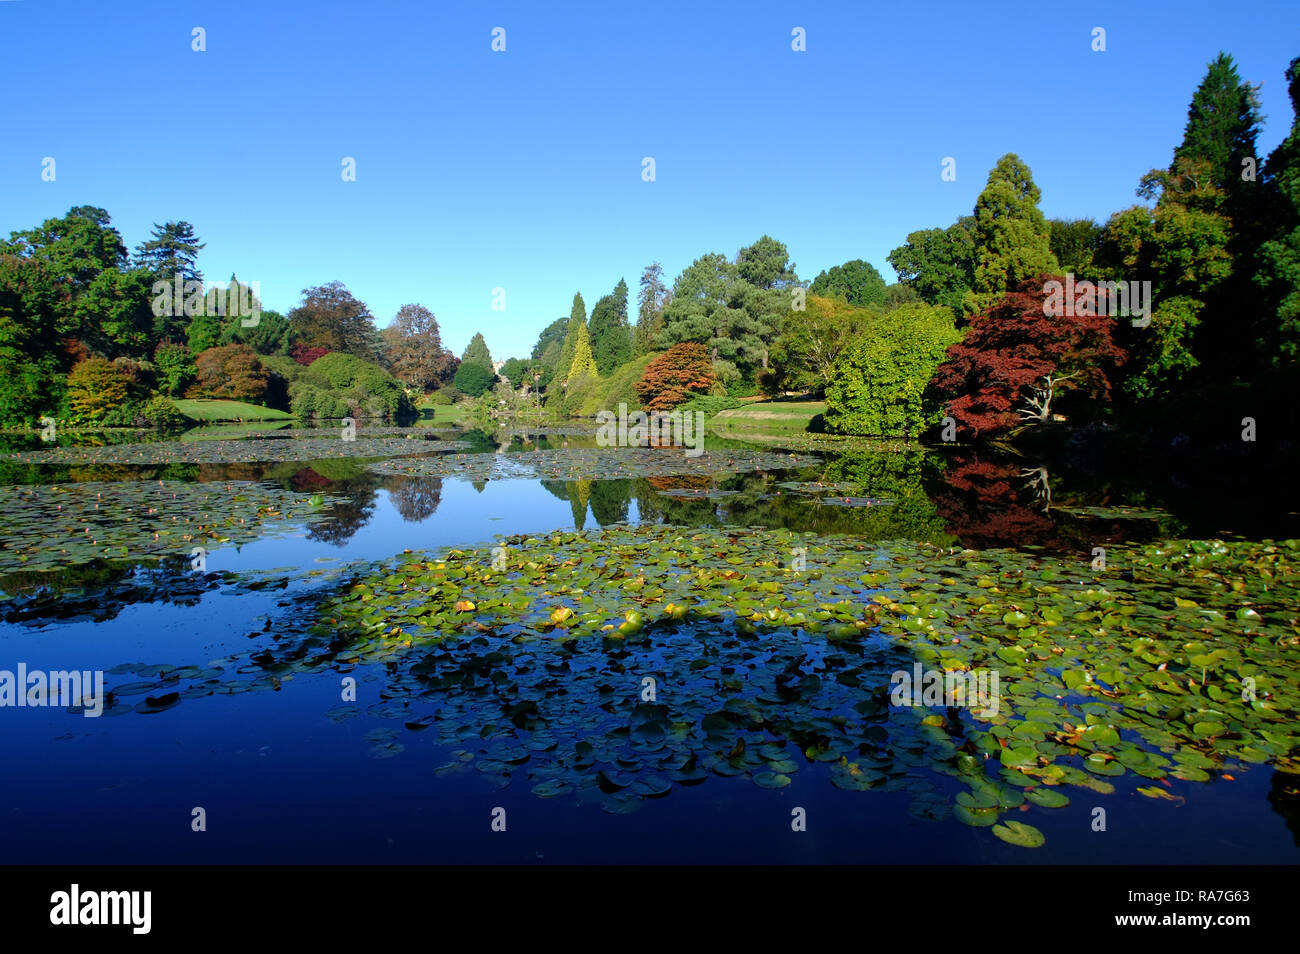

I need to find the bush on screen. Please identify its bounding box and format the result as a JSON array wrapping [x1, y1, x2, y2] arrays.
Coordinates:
[[66, 358, 132, 424], [634, 343, 716, 411], [153, 341, 196, 397], [824, 303, 963, 438], [290, 351, 415, 422], [425, 390, 453, 406], [453, 360, 495, 397], [576, 353, 656, 416], [142, 395, 187, 430], [677, 395, 744, 417]]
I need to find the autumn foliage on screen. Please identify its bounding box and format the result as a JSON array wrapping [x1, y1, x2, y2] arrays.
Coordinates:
[[193, 344, 270, 402], [634, 342, 717, 411], [929, 277, 1126, 438]]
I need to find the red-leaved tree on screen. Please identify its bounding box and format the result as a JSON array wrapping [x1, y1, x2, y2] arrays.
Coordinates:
[[634, 342, 717, 411], [929, 277, 1126, 438]]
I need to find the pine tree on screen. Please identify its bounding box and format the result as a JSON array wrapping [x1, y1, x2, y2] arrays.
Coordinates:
[[635, 263, 669, 354], [134, 221, 205, 283], [1173, 52, 1262, 217]]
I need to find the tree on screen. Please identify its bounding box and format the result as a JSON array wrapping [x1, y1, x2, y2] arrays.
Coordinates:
[[634, 342, 716, 410], [1256, 56, 1300, 365], [967, 155, 1058, 314], [824, 303, 962, 437], [2, 206, 127, 295], [1172, 52, 1262, 225], [887, 219, 976, 311], [1048, 218, 1104, 276], [499, 357, 532, 388], [65, 357, 131, 422], [554, 293, 587, 384], [194, 344, 271, 402], [288, 281, 380, 362], [766, 295, 872, 394], [588, 278, 632, 375], [930, 278, 1126, 438], [566, 321, 597, 383], [134, 221, 205, 285], [532, 316, 568, 361], [0, 254, 68, 424], [462, 331, 494, 368], [381, 303, 452, 391], [809, 260, 887, 307], [153, 340, 196, 396], [453, 360, 495, 397], [634, 262, 670, 355]]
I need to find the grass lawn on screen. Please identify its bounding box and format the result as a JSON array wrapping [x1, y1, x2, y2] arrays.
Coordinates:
[[172, 399, 294, 423], [419, 403, 467, 424], [711, 401, 825, 438]]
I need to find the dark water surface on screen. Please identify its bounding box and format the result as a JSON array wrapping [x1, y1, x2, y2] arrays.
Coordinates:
[[1, 427, 1297, 863]]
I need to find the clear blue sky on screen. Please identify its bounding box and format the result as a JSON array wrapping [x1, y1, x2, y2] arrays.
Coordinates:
[[2, 0, 1297, 360]]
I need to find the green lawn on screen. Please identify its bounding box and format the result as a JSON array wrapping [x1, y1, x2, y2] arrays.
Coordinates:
[[171, 399, 294, 422], [418, 403, 467, 424], [711, 401, 825, 439]]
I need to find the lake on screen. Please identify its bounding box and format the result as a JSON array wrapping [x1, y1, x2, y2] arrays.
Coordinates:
[[1, 424, 1297, 863]]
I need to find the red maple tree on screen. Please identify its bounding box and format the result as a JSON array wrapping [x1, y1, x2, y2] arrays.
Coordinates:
[[929, 277, 1126, 438], [635, 342, 717, 411]]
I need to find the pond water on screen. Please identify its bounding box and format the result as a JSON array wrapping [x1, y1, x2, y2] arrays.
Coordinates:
[[1, 425, 1297, 863]]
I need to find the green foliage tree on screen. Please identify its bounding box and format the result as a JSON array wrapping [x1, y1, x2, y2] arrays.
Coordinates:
[[453, 360, 495, 397], [809, 259, 887, 307], [767, 295, 874, 395], [462, 331, 494, 368], [0, 254, 67, 424], [133, 221, 205, 285], [967, 154, 1058, 314], [634, 262, 669, 355], [152, 340, 196, 396], [499, 357, 532, 388], [1254, 56, 1300, 365], [1048, 218, 1105, 276], [823, 303, 962, 437], [886, 218, 976, 312], [588, 278, 632, 375]]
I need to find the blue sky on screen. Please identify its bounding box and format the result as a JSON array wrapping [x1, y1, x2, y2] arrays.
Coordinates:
[[2, 0, 1298, 360]]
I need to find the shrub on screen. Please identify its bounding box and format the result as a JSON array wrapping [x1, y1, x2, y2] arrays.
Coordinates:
[[291, 351, 414, 422], [824, 303, 963, 438], [142, 395, 187, 430], [425, 390, 453, 406], [66, 358, 132, 423], [577, 353, 656, 416], [634, 343, 716, 411]]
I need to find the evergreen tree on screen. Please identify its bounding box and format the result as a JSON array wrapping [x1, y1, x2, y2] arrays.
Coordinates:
[[635, 262, 669, 355], [462, 331, 494, 368], [808, 260, 887, 307], [1255, 56, 1300, 365], [968, 154, 1058, 315], [566, 321, 596, 383], [588, 278, 631, 375], [1172, 52, 1262, 222], [134, 221, 205, 284], [555, 292, 586, 383]]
